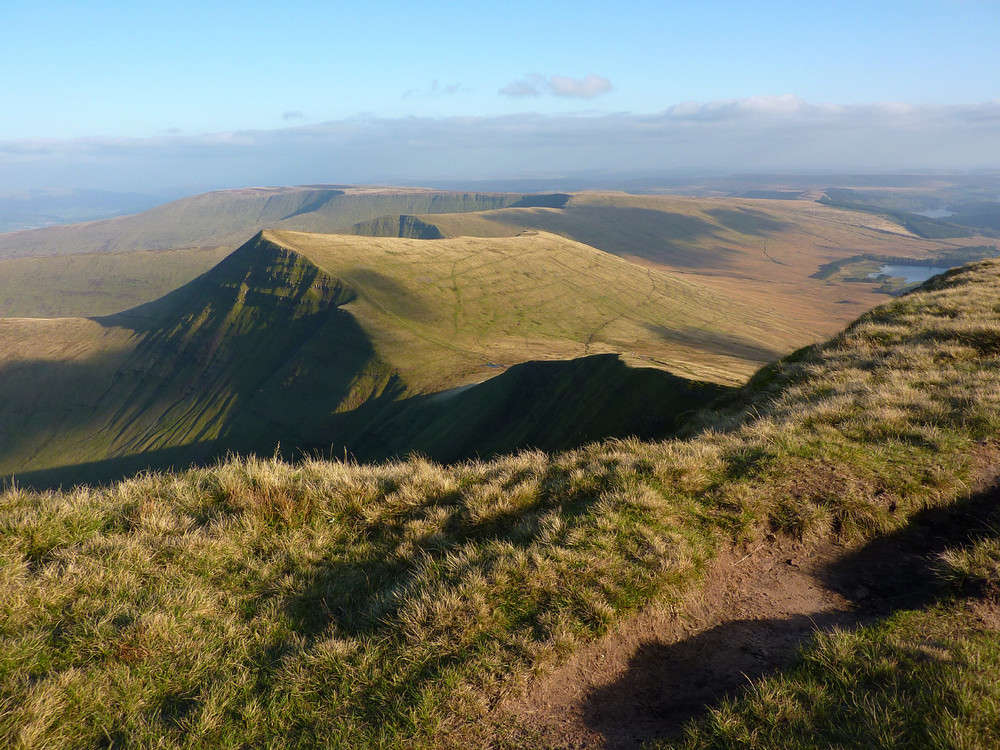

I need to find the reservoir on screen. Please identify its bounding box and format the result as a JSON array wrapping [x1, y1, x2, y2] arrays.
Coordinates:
[[868, 264, 951, 284]]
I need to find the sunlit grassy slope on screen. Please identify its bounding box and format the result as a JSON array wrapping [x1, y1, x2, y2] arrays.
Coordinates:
[[266, 229, 798, 386], [363, 191, 999, 349], [0, 229, 743, 486], [3, 256, 1000, 748]]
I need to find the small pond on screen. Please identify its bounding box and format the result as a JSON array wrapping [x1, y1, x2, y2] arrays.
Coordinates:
[[868, 264, 952, 285]]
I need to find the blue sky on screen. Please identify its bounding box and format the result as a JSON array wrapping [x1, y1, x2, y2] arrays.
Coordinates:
[[1, 0, 999, 191]]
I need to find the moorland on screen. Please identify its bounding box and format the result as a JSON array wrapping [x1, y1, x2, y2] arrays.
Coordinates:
[[1, 176, 1000, 747]]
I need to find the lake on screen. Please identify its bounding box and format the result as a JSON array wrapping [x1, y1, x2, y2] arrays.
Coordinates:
[[868, 264, 951, 284]]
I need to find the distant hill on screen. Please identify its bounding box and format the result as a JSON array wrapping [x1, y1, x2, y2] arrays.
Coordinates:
[[0, 187, 170, 232], [0, 245, 233, 318], [1, 229, 747, 488], [0, 186, 531, 258], [350, 191, 1000, 355], [2, 188, 995, 361]]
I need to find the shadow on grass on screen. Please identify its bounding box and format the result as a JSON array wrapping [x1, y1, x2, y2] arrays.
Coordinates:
[[580, 481, 1000, 748], [9, 354, 728, 492], [3, 442, 215, 491]]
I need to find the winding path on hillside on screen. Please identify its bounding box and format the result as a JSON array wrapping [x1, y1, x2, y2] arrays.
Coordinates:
[[501, 450, 1000, 748]]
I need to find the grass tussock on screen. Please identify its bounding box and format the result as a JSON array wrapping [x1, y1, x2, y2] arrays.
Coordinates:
[[659, 600, 1000, 750], [4, 260, 1000, 747]]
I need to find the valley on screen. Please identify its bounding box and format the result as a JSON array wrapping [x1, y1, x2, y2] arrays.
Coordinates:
[[1, 181, 1000, 748], [0, 186, 996, 489]]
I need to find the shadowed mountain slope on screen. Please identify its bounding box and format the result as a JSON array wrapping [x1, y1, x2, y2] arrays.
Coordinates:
[[1, 230, 738, 487]]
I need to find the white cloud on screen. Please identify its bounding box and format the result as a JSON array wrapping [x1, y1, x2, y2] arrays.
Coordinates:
[[500, 74, 613, 99], [1, 98, 999, 191], [549, 74, 613, 99], [499, 74, 548, 98], [282, 111, 305, 120], [666, 95, 812, 121]]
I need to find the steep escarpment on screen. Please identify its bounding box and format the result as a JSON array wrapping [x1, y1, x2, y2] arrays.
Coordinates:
[[3, 230, 730, 487], [0, 232, 397, 484], [89, 232, 384, 463], [348, 214, 445, 239]]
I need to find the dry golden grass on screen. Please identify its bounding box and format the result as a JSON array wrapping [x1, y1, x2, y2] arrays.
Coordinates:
[[3, 259, 1000, 747]]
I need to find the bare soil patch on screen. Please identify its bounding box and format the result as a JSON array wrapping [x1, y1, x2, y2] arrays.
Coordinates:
[[502, 448, 1000, 749], [504, 539, 857, 749]]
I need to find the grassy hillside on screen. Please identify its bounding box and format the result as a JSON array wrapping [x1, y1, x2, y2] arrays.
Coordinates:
[[2, 255, 999, 748], [1, 229, 746, 487], [0, 186, 526, 259], [0, 246, 233, 318], [362, 192, 999, 350], [264, 229, 799, 386]]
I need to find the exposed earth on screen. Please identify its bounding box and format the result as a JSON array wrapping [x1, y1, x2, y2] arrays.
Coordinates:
[[503, 448, 1000, 748]]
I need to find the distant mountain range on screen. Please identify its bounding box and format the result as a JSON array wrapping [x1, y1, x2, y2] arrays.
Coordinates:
[[1, 183, 997, 488]]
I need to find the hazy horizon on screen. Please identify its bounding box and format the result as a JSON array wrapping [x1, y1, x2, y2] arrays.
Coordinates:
[[3, 1, 999, 193]]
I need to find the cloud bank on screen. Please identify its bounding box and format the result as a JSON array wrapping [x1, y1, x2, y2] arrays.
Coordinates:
[[2, 96, 998, 191]]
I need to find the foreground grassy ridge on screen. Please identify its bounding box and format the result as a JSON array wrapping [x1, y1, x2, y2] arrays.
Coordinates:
[[3, 261, 1000, 747], [1, 451, 713, 748]]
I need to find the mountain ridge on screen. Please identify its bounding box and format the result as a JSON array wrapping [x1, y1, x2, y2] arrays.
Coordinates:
[[1, 229, 731, 487], [0, 186, 530, 258]]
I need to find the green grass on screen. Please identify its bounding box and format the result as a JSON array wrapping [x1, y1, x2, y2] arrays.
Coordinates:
[[268, 228, 796, 386], [658, 600, 1000, 749], [657, 491, 1000, 749], [0, 451, 714, 749], [3, 258, 1000, 747], [0, 230, 743, 485], [0, 246, 233, 318]]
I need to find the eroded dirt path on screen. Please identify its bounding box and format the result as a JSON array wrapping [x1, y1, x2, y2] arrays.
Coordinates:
[[505, 540, 858, 749], [502, 465, 1000, 749]]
